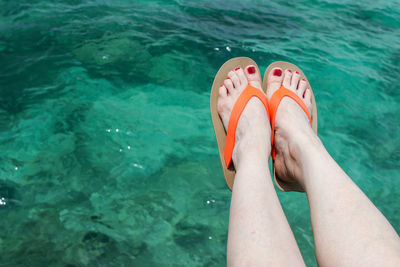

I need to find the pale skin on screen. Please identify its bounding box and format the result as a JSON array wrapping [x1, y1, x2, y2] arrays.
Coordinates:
[[217, 65, 400, 266]]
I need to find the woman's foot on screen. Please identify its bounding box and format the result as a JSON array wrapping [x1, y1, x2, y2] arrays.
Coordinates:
[[217, 65, 271, 167], [265, 67, 321, 187]]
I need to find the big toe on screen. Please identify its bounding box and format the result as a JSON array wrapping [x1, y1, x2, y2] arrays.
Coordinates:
[[244, 65, 262, 90], [266, 67, 284, 99]]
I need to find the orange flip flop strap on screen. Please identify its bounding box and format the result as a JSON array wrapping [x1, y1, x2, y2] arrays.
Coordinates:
[[269, 86, 312, 160], [224, 85, 269, 168]]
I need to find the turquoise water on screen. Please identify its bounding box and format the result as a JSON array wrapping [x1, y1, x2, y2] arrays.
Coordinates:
[[0, 0, 399, 265]]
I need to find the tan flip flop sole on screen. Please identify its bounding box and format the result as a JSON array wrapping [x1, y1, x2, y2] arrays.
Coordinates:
[[210, 57, 263, 191], [262, 61, 318, 192]]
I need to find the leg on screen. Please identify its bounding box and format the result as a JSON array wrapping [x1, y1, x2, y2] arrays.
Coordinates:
[[300, 137, 400, 266], [265, 67, 400, 266], [228, 150, 305, 266], [217, 66, 305, 266]]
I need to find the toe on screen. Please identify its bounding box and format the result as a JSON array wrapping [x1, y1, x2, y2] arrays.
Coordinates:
[[217, 97, 229, 128], [219, 85, 228, 97], [304, 88, 312, 106], [224, 79, 234, 93], [290, 71, 301, 91], [266, 67, 284, 99], [235, 67, 247, 86], [228, 71, 241, 88], [282, 69, 292, 89], [297, 79, 307, 98], [244, 65, 261, 89]]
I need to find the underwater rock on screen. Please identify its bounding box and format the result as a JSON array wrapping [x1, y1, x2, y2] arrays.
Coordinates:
[[173, 217, 209, 249], [73, 37, 151, 81], [148, 51, 214, 90]]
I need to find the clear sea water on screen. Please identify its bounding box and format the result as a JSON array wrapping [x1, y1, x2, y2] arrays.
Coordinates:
[[0, 0, 399, 266]]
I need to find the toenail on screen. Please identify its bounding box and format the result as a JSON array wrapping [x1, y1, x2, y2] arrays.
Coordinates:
[[295, 71, 299, 74], [235, 67, 240, 71], [273, 69, 282, 76], [247, 66, 256, 74], [287, 69, 292, 73], [302, 79, 306, 82]]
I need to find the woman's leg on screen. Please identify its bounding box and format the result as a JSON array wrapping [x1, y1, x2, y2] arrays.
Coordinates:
[[217, 65, 305, 266], [265, 67, 400, 266]]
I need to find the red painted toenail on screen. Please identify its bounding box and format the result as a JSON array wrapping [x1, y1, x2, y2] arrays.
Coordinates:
[[302, 79, 306, 82], [247, 66, 256, 74], [295, 71, 299, 74], [287, 69, 292, 73], [273, 69, 282, 76], [235, 67, 240, 71]]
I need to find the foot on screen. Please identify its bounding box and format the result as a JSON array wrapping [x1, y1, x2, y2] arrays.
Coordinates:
[[217, 65, 271, 167], [265, 68, 321, 186]]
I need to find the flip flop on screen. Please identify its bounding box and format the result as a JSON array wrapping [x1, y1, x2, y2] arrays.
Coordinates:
[[262, 61, 318, 192], [210, 57, 270, 190]]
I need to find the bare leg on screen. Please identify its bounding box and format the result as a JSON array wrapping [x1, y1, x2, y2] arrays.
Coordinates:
[[217, 66, 305, 266], [265, 67, 400, 266]]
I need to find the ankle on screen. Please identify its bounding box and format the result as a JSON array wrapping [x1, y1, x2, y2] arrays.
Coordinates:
[[295, 135, 329, 188], [295, 131, 322, 158], [233, 138, 271, 169]]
